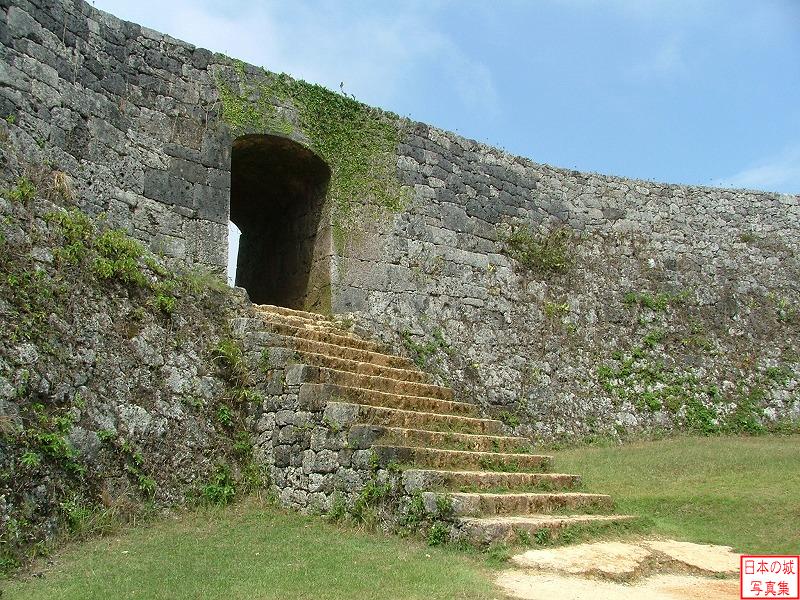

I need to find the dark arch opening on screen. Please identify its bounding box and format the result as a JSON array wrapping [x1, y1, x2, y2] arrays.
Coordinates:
[[230, 134, 332, 313]]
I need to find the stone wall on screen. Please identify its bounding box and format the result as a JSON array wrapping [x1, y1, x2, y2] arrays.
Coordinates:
[[1, 0, 235, 268], [3, 0, 799, 441], [341, 125, 800, 440]]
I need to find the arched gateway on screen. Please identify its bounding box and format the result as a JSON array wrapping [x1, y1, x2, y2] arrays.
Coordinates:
[[229, 134, 332, 313]]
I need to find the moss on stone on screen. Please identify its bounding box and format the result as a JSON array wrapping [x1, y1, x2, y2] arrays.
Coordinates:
[[214, 61, 408, 252]]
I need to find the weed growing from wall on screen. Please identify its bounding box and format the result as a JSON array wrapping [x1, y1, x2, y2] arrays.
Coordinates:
[[502, 225, 574, 275]]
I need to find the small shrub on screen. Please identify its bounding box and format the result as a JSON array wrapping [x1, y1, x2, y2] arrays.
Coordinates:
[[212, 338, 249, 387], [216, 404, 233, 427], [498, 410, 520, 428], [427, 522, 449, 546], [503, 225, 573, 273], [201, 465, 236, 506], [232, 431, 253, 458], [60, 496, 93, 533], [401, 491, 427, 528], [327, 493, 347, 523], [351, 480, 391, 524], [486, 542, 511, 563], [97, 429, 116, 443], [740, 231, 757, 243], [765, 365, 792, 385], [400, 328, 448, 370], [684, 398, 719, 434], [180, 266, 228, 293], [92, 229, 147, 286], [153, 291, 177, 314], [435, 494, 454, 519], [515, 528, 532, 546], [543, 301, 570, 318], [4, 177, 36, 203], [642, 328, 665, 348], [138, 475, 157, 499], [534, 527, 552, 545], [241, 462, 269, 493], [19, 450, 41, 469]]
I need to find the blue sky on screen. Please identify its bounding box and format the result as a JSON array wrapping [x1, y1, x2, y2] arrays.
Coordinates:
[[94, 0, 800, 194]]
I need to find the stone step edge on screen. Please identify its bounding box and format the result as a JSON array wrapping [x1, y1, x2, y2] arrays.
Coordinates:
[[374, 445, 553, 470], [296, 349, 432, 384], [402, 468, 581, 480], [323, 402, 501, 436], [429, 491, 614, 518], [255, 303, 335, 324], [264, 331, 416, 370], [259, 319, 387, 354], [304, 383, 479, 416], [293, 365, 454, 400], [357, 424, 531, 447], [433, 491, 613, 502], [255, 310, 363, 339], [457, 514, 637, 539]]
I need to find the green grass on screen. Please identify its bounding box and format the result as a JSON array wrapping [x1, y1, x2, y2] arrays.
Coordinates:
[[1, 499, 498, 600], [553, 435, 800, 554]]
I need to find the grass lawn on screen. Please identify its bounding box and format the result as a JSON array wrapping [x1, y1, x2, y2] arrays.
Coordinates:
[[554, 434, 800, 554], [0, 500, 499, 600], [4, 435, 798, 599]]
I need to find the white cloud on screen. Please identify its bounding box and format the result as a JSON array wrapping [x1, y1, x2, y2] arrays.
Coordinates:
[[713, 144, 800, 194]]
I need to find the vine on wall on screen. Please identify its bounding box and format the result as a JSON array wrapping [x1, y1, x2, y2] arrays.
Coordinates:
[[214, 61, 408, 251]]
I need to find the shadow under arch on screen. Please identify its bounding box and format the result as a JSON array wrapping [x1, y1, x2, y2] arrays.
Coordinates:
[[230, 134, 332, 313]]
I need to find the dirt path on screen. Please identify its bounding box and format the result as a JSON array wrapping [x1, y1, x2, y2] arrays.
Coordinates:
[[497, 539, 741, 600]]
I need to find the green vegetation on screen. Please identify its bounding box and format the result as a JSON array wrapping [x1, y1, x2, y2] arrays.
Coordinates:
[[2, 177, 36, 203], [543, 300, 570, 318], [200, 464, 237, 506], [400, 328, 449, 371], [554, 435, 800, 553], [502, 225, 573, 274], [594, 346, 777, 433], [215, 62, 407, 248], [92, 228, 148, 286], [0, 499, 498, 600], [497, 410, 521, 428], [0, 176, 250, 574], [593, 291, 799, 434], [211, 337, 249, 388]]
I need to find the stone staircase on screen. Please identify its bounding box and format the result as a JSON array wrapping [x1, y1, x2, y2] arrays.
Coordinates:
[[249, 303, 635, 544]]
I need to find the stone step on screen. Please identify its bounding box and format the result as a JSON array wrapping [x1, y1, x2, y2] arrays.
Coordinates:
[[458, 514, 638, 546], [259, 319, 387, 354], [259, 331, 415, 371], [296, 350, 431, 384], [374, 445, 552, 473], [402, 469, 582, 493], [256, 309, 361, 340], [349, 425, 532, 454], [291, 365, 453, 401], [255, 303, 335, 324], [301, 383, 480, 418], [425, 491, 613, 518], [320, 402, 498, 438]]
